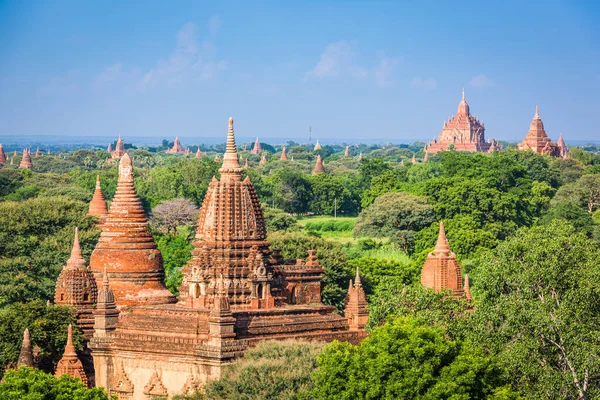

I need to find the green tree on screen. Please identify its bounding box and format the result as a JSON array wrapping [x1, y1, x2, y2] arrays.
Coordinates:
[[553, 174, 600, 215], [155, 233, 193, 295], [0, 301, 82, 377], [311, 317, 517, 400], [470, 221, 600, 399], [0, 367, 110, 399], [262, 207, 299, 232], [270, 169, 312, 214], [309, 175, 358, 216]]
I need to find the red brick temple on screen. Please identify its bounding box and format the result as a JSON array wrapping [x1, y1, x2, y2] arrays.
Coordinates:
[[166, 137, 185, 154], [280, 146, 288, 161], [88, 175, 108, 224], [250, 137, 262, 155], [421, 222, 471, 299], [312, 155, 326, 175], [0, 144, 6, 165], [18, 149, 33, 170], [518, 106, 567, 158], [426, 90, 499, 154], [41, 117, 370, 398], [111, 136, 126, 159]]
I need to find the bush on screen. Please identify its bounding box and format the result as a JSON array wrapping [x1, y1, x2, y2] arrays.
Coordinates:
[[304, 220, 354, 233]]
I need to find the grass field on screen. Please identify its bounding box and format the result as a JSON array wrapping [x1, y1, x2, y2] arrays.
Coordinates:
[[297, 216, 358, 244]]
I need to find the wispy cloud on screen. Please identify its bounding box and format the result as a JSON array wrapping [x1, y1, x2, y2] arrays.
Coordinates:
[[139, 17, 226, 90], [39, 70, 81, 96], [409, 77, 437, 90], [469, 73, 495, 88], [95, 63, 123, 83], [306, 41, 398, 87]]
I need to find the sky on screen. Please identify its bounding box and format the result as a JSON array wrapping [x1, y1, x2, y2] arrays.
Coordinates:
[[0, 0, 599, 144]]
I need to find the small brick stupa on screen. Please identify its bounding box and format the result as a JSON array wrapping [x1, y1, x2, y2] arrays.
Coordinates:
[[17, 328, 34, 367], [19, 149, 33, 170], [88, 175, 108, 223], [557, 133, 569, 158], [421, 222, 469, 298], [518, 106, 564, 158], [55, 228, 98, 339], [111, 136, 126, 159], [195, 148, 203, 158], [426, 89, 493, 154], [312, 155, 326, 175], [280, 146, 288, 161], [344, 268, 368, 330], [55, 324, 89, 388], [313, 139, 322, 151], [243, 157, 249, 169], [167, 137, 185, 154], [344, 146, 350, 157], [259, 154, 267, 165], [0, 144, 6, 165], [89, 153, 176, 307], [107, 143, 113, 153], [250, 137, 262, 155], [35, 148, 42, 157]]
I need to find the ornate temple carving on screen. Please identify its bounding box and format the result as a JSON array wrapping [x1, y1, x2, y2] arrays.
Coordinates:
[[55, 324, 89, 388], [143, 369, 168, 398], [426, 89, 499, 154]]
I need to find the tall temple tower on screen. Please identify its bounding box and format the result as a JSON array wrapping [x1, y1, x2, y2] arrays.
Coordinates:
[[111, 136, 126, 159], [19, 149, 33, 169], [518, 106, 564, 157], [421, 222, 471, 299], [250, 137, 262, 155], [166, 136, 186, 154], [426, 89, 497, 154], [89, 153, 176, 307]]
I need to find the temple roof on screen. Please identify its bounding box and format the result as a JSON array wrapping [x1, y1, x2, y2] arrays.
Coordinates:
[[55, 324, 88, 388], [17, 328, 34, 367], [89, 175, 108, 219], [420, 222, 464, 296], [250, 137, 262, 155], [167, 136, 185, 153], [19, 149, 32, 170], [313, 140, 322, 151], [312, 155, 326, 175], [280, 146, 288, 161]]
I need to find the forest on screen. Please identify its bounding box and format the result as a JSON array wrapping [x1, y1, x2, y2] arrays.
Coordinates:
[[1, 139, 600, 399]]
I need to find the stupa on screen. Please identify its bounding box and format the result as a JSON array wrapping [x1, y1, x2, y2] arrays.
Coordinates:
[[85, 117, 366, 398], [107, 143, 113, 153], [344, 268, 368, 330], [280, 146, 288, 161], [243, 157, 249, 169], [557, 133, 569, 158], [421, 222, 469, 298], [88, 153, 176, 307], [18, 149, 33, 169], [344, 146, 350, 157], [313, 139, 322, 151], [55, 228, 98, 339], [259, 154, 267, 165], [312, 155, 326, 175], [0, 144, 6, 164], [166, 137, 185, 154], [55, 324, 89, 388], [35, 148, 42, 157], [426, 89, 493, 153], [518, 106, 562, 157], [88, 176, 108, 223], [195, 148, 203, 158], [111, 136, 126, 159], [250, 137, 262, 155], [17, 328, 34, 367]]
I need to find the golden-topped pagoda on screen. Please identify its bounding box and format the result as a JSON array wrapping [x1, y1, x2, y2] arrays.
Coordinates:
[[518, 106, 566, 158], [426, 89, 495, 153]]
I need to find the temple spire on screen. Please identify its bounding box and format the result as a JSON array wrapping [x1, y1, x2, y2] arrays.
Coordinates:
[[220, 117, 242, 174], [464, 274, 473, 301], [89, 175, 108, 221], [64, 324, 77, 357], [17, 328, 34, 367], [535, 105, 539, 118], [66, 227, 86, 270], [462, 87, 465, 100], [354, 267, 362, 287], [434, 221, 451, 254]]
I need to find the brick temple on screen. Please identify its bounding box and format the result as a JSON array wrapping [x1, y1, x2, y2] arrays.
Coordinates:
[[518, 106, 568, 158], [426, 90, 501, 154], [166, 137, 185, 154], [50, 117, 367, 399]]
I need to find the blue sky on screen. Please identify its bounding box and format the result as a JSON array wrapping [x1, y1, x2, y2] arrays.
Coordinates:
[[0, 1, 598, 143]]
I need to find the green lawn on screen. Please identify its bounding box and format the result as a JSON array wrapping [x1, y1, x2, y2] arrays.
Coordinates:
[[297, 216, 358, 244], [296, 215, 358, 227]]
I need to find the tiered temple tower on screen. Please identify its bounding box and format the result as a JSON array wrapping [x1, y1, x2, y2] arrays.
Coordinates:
[[312, 155, 326, 175], [55, 228, 98, 339], [55, 324, 89, 388], [166, 137, 185, 154], [111, 136, 126, 159], [426, 89, 495, 154], [421, 222, 470, 298], [19, 149, 33, 169], [344, 269, 369, 330], [250, 137, 262, 155], [518, 106, 565, 157], [89, 153, 176, 307], [0, 144, 6, 165], [88, 175, 108, 224]]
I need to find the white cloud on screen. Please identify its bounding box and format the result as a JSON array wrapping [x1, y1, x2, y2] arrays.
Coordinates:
[[306, 41, 398, 87], [306, 41, 357, 79], [139, 17, 226, 90], [469, 73, 495, 88], [409, 77, 437, 90], [373, 56, 399, 88], [95, 63, 123, 83]]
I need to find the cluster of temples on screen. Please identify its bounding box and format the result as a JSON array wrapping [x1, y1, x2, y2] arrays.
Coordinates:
[[518, 106, 568, 158]]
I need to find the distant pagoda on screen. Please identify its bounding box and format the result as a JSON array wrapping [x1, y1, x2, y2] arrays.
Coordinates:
[[313, 140, 322, 151], [518, 106, 566, 158], [250, 137, 262, 155], [111, 136, 126, 159], [88, 175, 108, 223], [280, 146, 288, 161], [19, 149, 33, 170], [426, 89, 496, 154], [166, 137, 185, 154], [312, 155, 326, 175], [0, 144, 6, 165]]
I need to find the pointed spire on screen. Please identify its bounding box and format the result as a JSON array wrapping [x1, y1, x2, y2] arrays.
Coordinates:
[[354, 267, 362, 287], [259, 155, 267, 165], [464, 275, 472, 300], [219, 117, 242, 174], [535, 104, 539, 118], [312, 154, 326, 175], [344, 146, 350, 157], [64, 227, 87, 270], [195, 147, 202, 158], [0, 144, 6, 165], [434, 221, 451, 254], [63, 324, 77, 357], [244, 157, 249, 169], [411, 154, 417, 164], [251, 136, 262, 155], [89, 175, 108, 220], [313, 139, 322, 151], [17, 328, 34, 367], [280, 146, 288, 161]]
